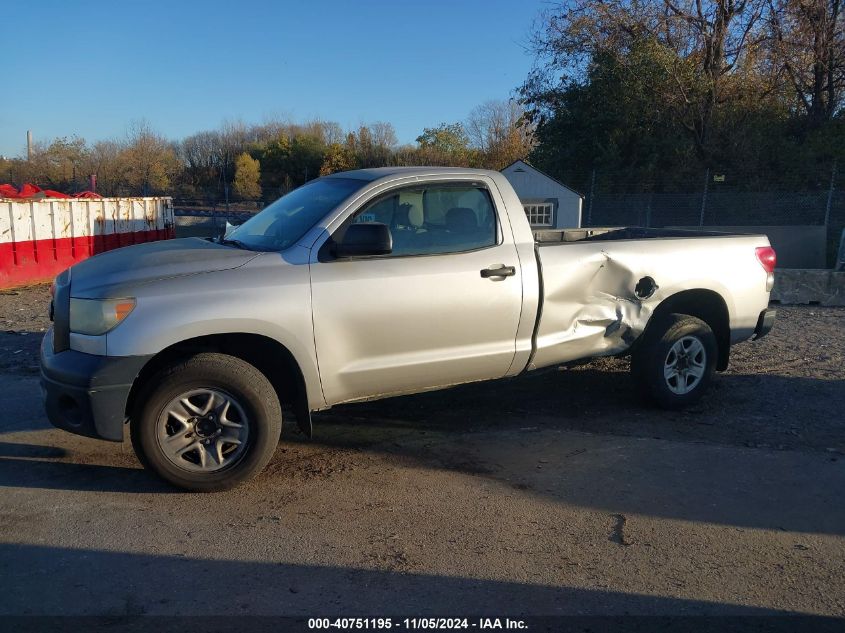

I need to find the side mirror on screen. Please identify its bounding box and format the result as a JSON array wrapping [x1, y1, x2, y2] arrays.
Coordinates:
[[334, 222, 392, 258], [223, 220, 241, 239]]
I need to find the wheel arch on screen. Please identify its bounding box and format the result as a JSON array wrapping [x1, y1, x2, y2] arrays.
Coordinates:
[[125, 333, 310, 426], [644, 289, 731, 371]]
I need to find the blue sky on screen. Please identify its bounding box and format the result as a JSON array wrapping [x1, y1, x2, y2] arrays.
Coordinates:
[[0, 0, 548, 157]]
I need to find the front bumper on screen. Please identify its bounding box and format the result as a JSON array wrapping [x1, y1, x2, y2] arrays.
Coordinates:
[[752, 308, 777, 341], [40, 329, 152, 442]]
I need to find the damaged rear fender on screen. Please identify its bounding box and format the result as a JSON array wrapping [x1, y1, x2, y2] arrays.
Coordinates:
[[529, 247, 732, 371], [630, 289, 732, 371]]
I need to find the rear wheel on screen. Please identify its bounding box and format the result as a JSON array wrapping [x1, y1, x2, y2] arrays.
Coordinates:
[[131, 353, 281, 492], [631, 314, 717, 409]]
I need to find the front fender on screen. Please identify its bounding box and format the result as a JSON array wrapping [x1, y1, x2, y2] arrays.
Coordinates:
[[105, 256, 326, 411]]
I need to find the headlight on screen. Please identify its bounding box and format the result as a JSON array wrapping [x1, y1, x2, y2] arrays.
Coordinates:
[[69, 298, 136, 335]]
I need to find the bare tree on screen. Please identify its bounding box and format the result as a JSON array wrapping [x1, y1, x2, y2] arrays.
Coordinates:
[[180, 132, 223, 173], [299, 119, 347, 146], [767, 0, 845, 123], [320, 121, 346, 145], [347, 123, 397, 167], [659, 0, 769, 155], [369, 121, 398, 149], [84, 140, 126, 195], [122, 121, 179, 195], [466, 100, 535, 169]]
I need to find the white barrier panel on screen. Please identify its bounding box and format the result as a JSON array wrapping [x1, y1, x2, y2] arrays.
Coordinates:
[[0, 197, 174, 289]]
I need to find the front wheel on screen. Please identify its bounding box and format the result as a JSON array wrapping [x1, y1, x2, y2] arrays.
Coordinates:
[[631, 314, 717, 409], [131, 353, 282, 492]]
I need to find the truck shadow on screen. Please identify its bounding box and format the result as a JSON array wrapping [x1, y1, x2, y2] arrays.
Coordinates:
[[0, 441, 171, 493], [315, 361, 845, 454], [297, 367, 845, 537], [0, 366, 843, 534], [0, 457, 171, 494], [0, 543, 814, 617]]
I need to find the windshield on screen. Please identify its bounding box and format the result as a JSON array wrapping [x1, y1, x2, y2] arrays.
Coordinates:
[[227, 177, 364, 251]]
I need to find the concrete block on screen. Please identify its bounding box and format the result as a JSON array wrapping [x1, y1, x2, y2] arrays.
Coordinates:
[[771, 269, 845, 306]]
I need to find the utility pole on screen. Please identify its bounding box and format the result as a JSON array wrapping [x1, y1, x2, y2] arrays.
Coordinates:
[[26, 130, 33, 161], [699, 168, 710, 226], [587, 169, 596, 226], [222, 150, 230, 213], [825, 159, 837, 227]]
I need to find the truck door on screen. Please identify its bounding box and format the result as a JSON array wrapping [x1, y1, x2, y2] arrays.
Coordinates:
[[309, 180, 523, 405]]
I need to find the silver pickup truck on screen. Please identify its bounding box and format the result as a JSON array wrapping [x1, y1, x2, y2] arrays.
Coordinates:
[[40, 167, 777, 491]]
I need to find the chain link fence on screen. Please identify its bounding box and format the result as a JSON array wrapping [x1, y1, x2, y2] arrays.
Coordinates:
[[170, 198, 264, 239], [172, 166, 844, 267], [581, 165, 843, 268]]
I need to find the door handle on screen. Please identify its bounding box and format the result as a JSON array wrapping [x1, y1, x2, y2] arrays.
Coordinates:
[[480, 265, 516, 278]]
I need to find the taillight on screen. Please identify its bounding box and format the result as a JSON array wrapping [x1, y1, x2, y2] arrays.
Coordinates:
[[755, 246, 776, 273]]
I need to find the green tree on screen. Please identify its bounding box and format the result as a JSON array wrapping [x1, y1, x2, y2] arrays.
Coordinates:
[[526, 45, 696, 190], [416, 123, 470, 155], [255, 135, 291, 195], [522, 0, 771, 164], [252, 133, 326, 196], [22, 136, 89, 190], [287, 134, 325, 185], [233, 152, 261, 199], [319, 143, 358, 175], [415, 123, 476, 165]]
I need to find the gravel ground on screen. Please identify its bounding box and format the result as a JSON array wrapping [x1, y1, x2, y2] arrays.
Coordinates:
[[0, 285, 50, 375]]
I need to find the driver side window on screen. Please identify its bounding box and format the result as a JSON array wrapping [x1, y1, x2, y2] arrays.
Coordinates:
[[346, 183, 498, 257]]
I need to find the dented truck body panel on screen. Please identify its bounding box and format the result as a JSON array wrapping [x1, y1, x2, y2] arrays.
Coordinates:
[[42, 167, 774, 444], [530, 234, 770, 369]]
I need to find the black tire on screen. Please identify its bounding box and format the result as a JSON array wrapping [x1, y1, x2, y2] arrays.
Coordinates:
[[631, 313, 717, 409], [130, 352, 282, 492]]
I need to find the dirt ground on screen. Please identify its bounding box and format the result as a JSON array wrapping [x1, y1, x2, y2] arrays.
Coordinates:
[[0, 284, 843, 619], [0, 284, 50, 375]]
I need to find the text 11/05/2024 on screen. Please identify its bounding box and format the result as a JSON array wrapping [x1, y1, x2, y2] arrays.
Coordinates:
[[307, 618, 528, 630]]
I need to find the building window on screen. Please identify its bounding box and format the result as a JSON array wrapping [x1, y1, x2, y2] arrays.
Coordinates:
[[524, 202, 553, 226]]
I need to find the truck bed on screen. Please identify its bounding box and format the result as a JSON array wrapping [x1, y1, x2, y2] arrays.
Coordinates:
[[533, 227, 752, 244]]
